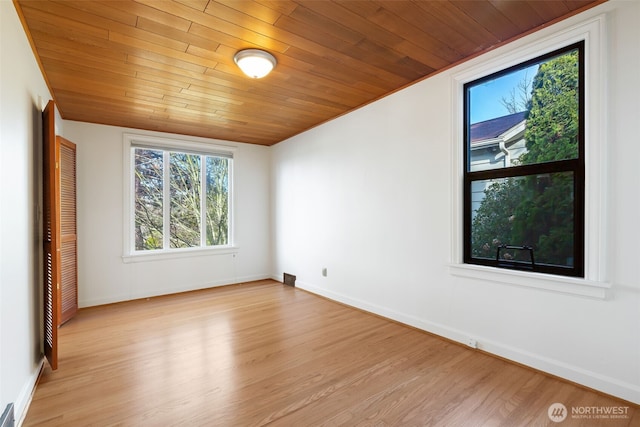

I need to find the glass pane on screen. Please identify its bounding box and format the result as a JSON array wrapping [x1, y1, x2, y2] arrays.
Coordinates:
[[471, 172, 574, 269], [205, 157, 229, 246], [169, 153, 201, 248], [134, 149, 163, 250], [467, 48, 580, 172]]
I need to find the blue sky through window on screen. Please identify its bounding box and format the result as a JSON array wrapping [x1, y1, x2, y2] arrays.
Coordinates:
[[469, 64, 539, 124]]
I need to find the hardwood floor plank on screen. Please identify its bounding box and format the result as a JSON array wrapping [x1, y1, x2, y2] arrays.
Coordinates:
[[24, 280, 637, 426]]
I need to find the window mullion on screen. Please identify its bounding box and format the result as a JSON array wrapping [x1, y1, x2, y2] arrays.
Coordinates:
[[163, 151, 171, 250], [130, 148, 136, 253], [200, 156, 207, 247]]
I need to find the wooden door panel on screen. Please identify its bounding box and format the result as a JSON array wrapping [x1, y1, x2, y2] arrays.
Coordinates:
[[60, 239, 77, 325], [59, 138, 76, 235], [43, 100, 59, 370], [58, 137, 78, 325]]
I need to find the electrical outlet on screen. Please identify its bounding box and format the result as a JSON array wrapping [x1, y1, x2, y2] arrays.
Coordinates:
[[322, 268, 327, 277], [466, 338, 478, 349]]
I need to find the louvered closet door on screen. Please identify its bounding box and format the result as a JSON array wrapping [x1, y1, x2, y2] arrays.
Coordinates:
[[58, 136, 77, 325], [43, 100, 59, 370]]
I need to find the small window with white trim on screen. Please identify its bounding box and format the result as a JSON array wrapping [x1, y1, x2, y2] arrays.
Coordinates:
[[124, 134, 234, 257]]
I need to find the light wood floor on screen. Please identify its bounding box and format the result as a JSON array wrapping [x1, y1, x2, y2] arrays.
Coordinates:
[[24, 280, 637, 426]]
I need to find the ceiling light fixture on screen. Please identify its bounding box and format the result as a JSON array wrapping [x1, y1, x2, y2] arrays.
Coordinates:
[[234, 49, 277, 79]]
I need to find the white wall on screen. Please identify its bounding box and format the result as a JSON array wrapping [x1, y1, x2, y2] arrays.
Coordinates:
[[0, 0, 51, 422], [271, 0, 640, 404], [61, 121, 272, 307]]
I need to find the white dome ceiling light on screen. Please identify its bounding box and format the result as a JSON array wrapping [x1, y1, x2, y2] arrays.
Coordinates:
[[233, 49, 277, 79]]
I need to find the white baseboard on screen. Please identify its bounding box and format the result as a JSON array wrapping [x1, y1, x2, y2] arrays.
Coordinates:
[[15, 358, 44, 427], [80, 274, 273, 307], [79, 293, 132, 308], [295, 279, 640, 405], [231, 274, 273, 285]]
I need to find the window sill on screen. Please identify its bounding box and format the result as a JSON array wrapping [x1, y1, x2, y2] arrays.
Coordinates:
[[122, 246, 239, 264], [449, 263, 610, 299]]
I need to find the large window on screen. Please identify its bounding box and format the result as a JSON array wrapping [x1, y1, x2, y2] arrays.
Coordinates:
[[463, 42, 584, 277], [126, 135, 233, 256]]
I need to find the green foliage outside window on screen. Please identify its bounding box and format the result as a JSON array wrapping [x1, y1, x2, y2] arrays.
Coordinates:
[[521, 51, 580, 165]]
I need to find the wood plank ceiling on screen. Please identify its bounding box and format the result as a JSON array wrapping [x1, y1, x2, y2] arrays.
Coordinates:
[[15, 0, 604, 146]]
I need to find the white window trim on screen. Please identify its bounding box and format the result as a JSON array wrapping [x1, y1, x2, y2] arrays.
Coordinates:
[[122, 133, 237, 263], [449, 15, 610, 299]]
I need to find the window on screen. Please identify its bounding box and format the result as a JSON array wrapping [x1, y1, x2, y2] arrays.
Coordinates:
[[463, 42, 585, 277], [124, 134, 234, 259]]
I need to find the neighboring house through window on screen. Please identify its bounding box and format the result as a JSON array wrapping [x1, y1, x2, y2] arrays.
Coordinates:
[[469, 111, 527, 215]]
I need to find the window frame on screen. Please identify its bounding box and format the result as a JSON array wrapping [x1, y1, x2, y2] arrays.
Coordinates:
[[123, 133, 237, 263], [449, 15, 610, 299], [463, 42, 586, 278]]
